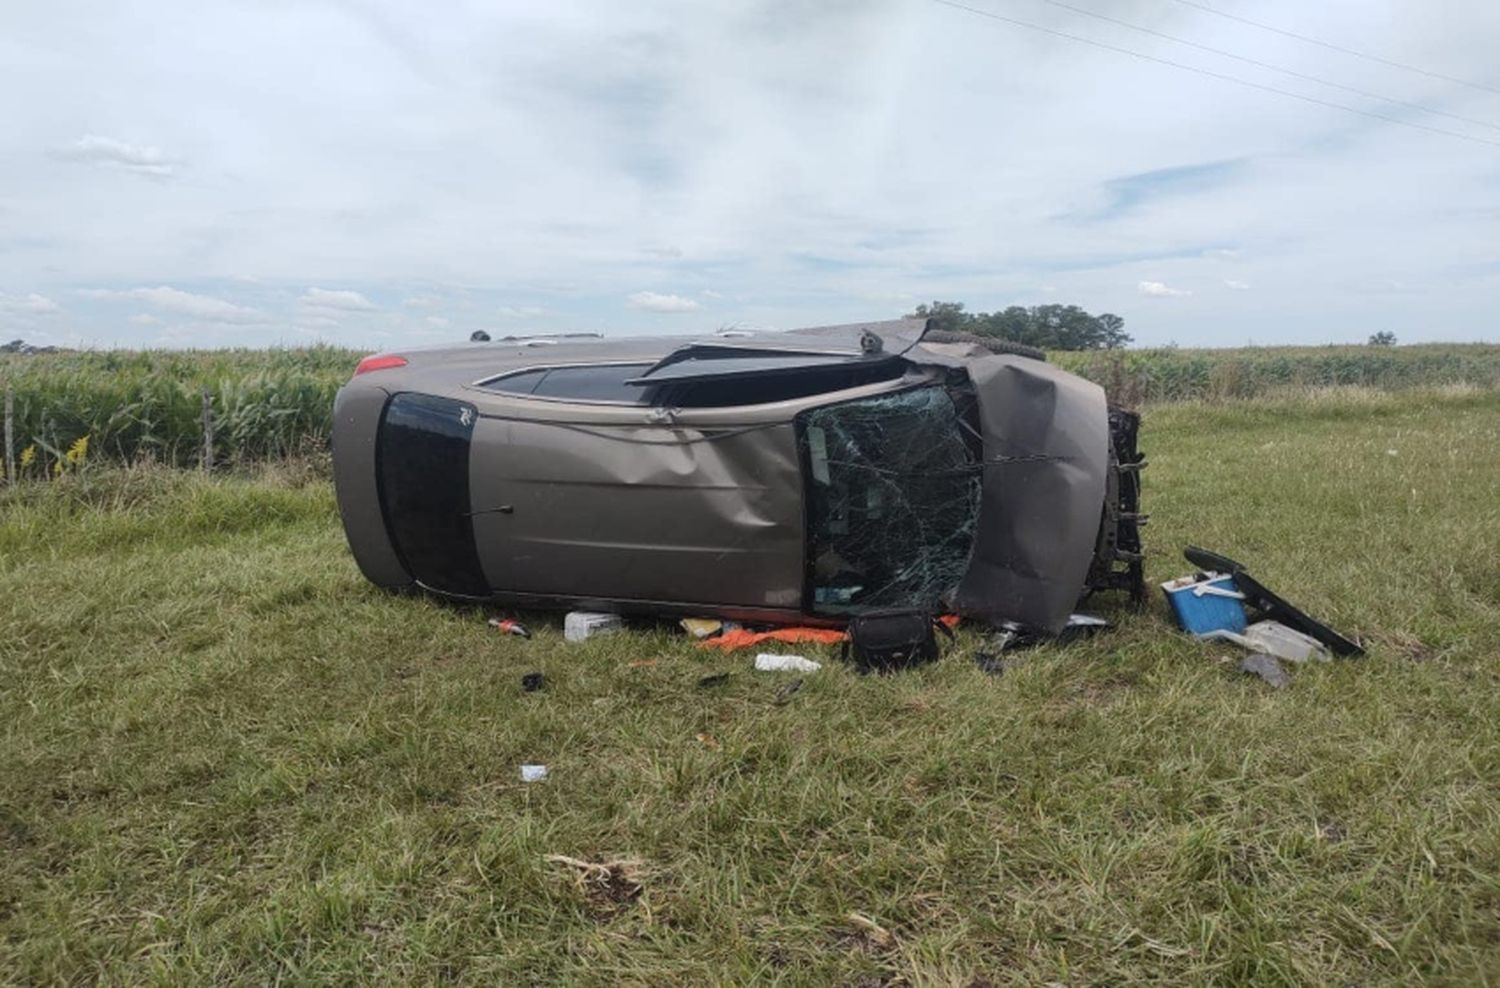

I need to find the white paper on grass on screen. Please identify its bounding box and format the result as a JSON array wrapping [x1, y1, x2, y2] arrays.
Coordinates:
[[754, 653, 822, 673]]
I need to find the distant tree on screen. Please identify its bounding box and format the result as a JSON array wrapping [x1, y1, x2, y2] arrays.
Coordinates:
[[1368, 331, 1397, 346], [907, 301, 970, 335], [1097, 313, 1131, 349], [905, 301, 1130, 350]]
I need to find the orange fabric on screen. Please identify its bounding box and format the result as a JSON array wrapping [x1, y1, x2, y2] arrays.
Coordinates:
[[697, 627, 848, 650], [696, 615, 959, 651]]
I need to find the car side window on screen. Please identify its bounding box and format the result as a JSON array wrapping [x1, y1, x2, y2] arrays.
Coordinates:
[[486, 368, 548, 394], [480, 363, 653, 403]]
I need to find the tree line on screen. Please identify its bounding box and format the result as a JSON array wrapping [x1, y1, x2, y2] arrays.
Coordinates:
[[905, 301, 1130, 351]]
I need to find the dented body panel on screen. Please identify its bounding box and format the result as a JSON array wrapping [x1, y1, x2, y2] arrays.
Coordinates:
[[955, 356, 1109, 631], [333, 319, 1140, 632]]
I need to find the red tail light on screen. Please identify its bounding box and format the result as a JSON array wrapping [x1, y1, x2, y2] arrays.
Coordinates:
[[353, 353, 408, 377]]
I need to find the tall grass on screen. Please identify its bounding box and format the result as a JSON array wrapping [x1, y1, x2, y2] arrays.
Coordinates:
[[3, 343, 1498, 471], [1053, 343, 1500, 405]]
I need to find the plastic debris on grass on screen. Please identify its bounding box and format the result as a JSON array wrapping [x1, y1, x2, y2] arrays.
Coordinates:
[[680, 617, 737, 639], [1204, 620, 1331, 663], [754, 653, 822, 673], [564, 611, 623, 642], [488, 616, 531, 638], [700, 626, 847, 651]]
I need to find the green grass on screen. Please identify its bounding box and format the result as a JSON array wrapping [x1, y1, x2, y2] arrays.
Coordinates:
[[2, 387, 1498, 984]]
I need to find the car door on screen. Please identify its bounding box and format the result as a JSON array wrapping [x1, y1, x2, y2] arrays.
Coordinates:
[[466, 361, 807, 609]]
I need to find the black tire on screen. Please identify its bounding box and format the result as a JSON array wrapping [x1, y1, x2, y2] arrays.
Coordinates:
[[922, 329, 1046, 362]]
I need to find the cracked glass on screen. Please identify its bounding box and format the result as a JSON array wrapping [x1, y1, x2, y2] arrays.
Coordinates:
[[800, 385, 981, 614]]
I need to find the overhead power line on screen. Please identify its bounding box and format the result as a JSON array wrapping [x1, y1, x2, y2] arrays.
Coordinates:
[[1029, 0, 1500, 132], [925, 0, 1500, 148], [1166, 0, 1500, 96]]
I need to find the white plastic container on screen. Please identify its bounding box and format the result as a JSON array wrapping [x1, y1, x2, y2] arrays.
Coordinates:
[[1242, 621, 1330, 663], [564, 611, 624, 642], [1201, 619, 1330, 663]]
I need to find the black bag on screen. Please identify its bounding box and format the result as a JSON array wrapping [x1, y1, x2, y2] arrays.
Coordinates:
[[843, 609, 953, 673]]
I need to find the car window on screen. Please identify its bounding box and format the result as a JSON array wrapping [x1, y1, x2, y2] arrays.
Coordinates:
[[479, 356, 907, 407], [653, 359, 907, 407], [486, 368, 548, 394], [480, 363, 653, 403]]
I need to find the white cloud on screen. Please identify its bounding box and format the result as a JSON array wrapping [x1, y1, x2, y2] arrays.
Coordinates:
[[1224, 279, 1251, 291], [300, 287, 377, 311], [1138, 281, 1192, 298], [128, 313, 161, 326], [498, 305, 546, 318], [700, 289, 723, 299], [82, 286, 264, 323], [54, 135, 180, 177], [1, 292, 60, 315], [425, 315, 450, 328], [8, 2, 1500, 347], [627, 291, 701, 313]]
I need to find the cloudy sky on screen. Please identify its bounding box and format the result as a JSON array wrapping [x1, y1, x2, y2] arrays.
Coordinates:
[[2, 0, 1497, 349]]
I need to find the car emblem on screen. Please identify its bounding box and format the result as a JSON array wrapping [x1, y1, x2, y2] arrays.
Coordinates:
[[459, 407, 474, 427]]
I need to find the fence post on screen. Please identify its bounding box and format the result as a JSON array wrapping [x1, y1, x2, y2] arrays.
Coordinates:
[[2, 386, 12, 486], [200, 388, 215, 472]]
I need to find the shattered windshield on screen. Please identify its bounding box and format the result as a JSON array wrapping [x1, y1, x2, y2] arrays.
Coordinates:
[[799, 385, 982, 614]]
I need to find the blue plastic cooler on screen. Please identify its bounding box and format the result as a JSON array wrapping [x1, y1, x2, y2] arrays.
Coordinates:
[[1161, 573, 1248, 636]]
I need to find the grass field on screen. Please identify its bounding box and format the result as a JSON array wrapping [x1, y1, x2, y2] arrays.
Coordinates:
[[2, 387, 1499, 984]]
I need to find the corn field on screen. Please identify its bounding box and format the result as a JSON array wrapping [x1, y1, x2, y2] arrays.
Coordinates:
[[3, 343, 1499, 476], [1052, 343, 1500, 405], [0, 347, 356, 477]]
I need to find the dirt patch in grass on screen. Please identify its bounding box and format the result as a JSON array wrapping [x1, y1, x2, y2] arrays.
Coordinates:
[[546, 855, 646, 918]]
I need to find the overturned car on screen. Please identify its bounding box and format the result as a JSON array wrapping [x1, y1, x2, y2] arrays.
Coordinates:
[[332, 319, 1143, 634]]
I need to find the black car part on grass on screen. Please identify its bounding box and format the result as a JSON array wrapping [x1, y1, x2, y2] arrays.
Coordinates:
[[1183, 546, 1364, 656], [842, 608, 954, 674]]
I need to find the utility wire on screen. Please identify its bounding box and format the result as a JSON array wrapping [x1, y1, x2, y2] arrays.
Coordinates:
[[1029, 0, 1500, 132], [926, 0, 1500, 148], [1166, 0, 1500, 96]]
